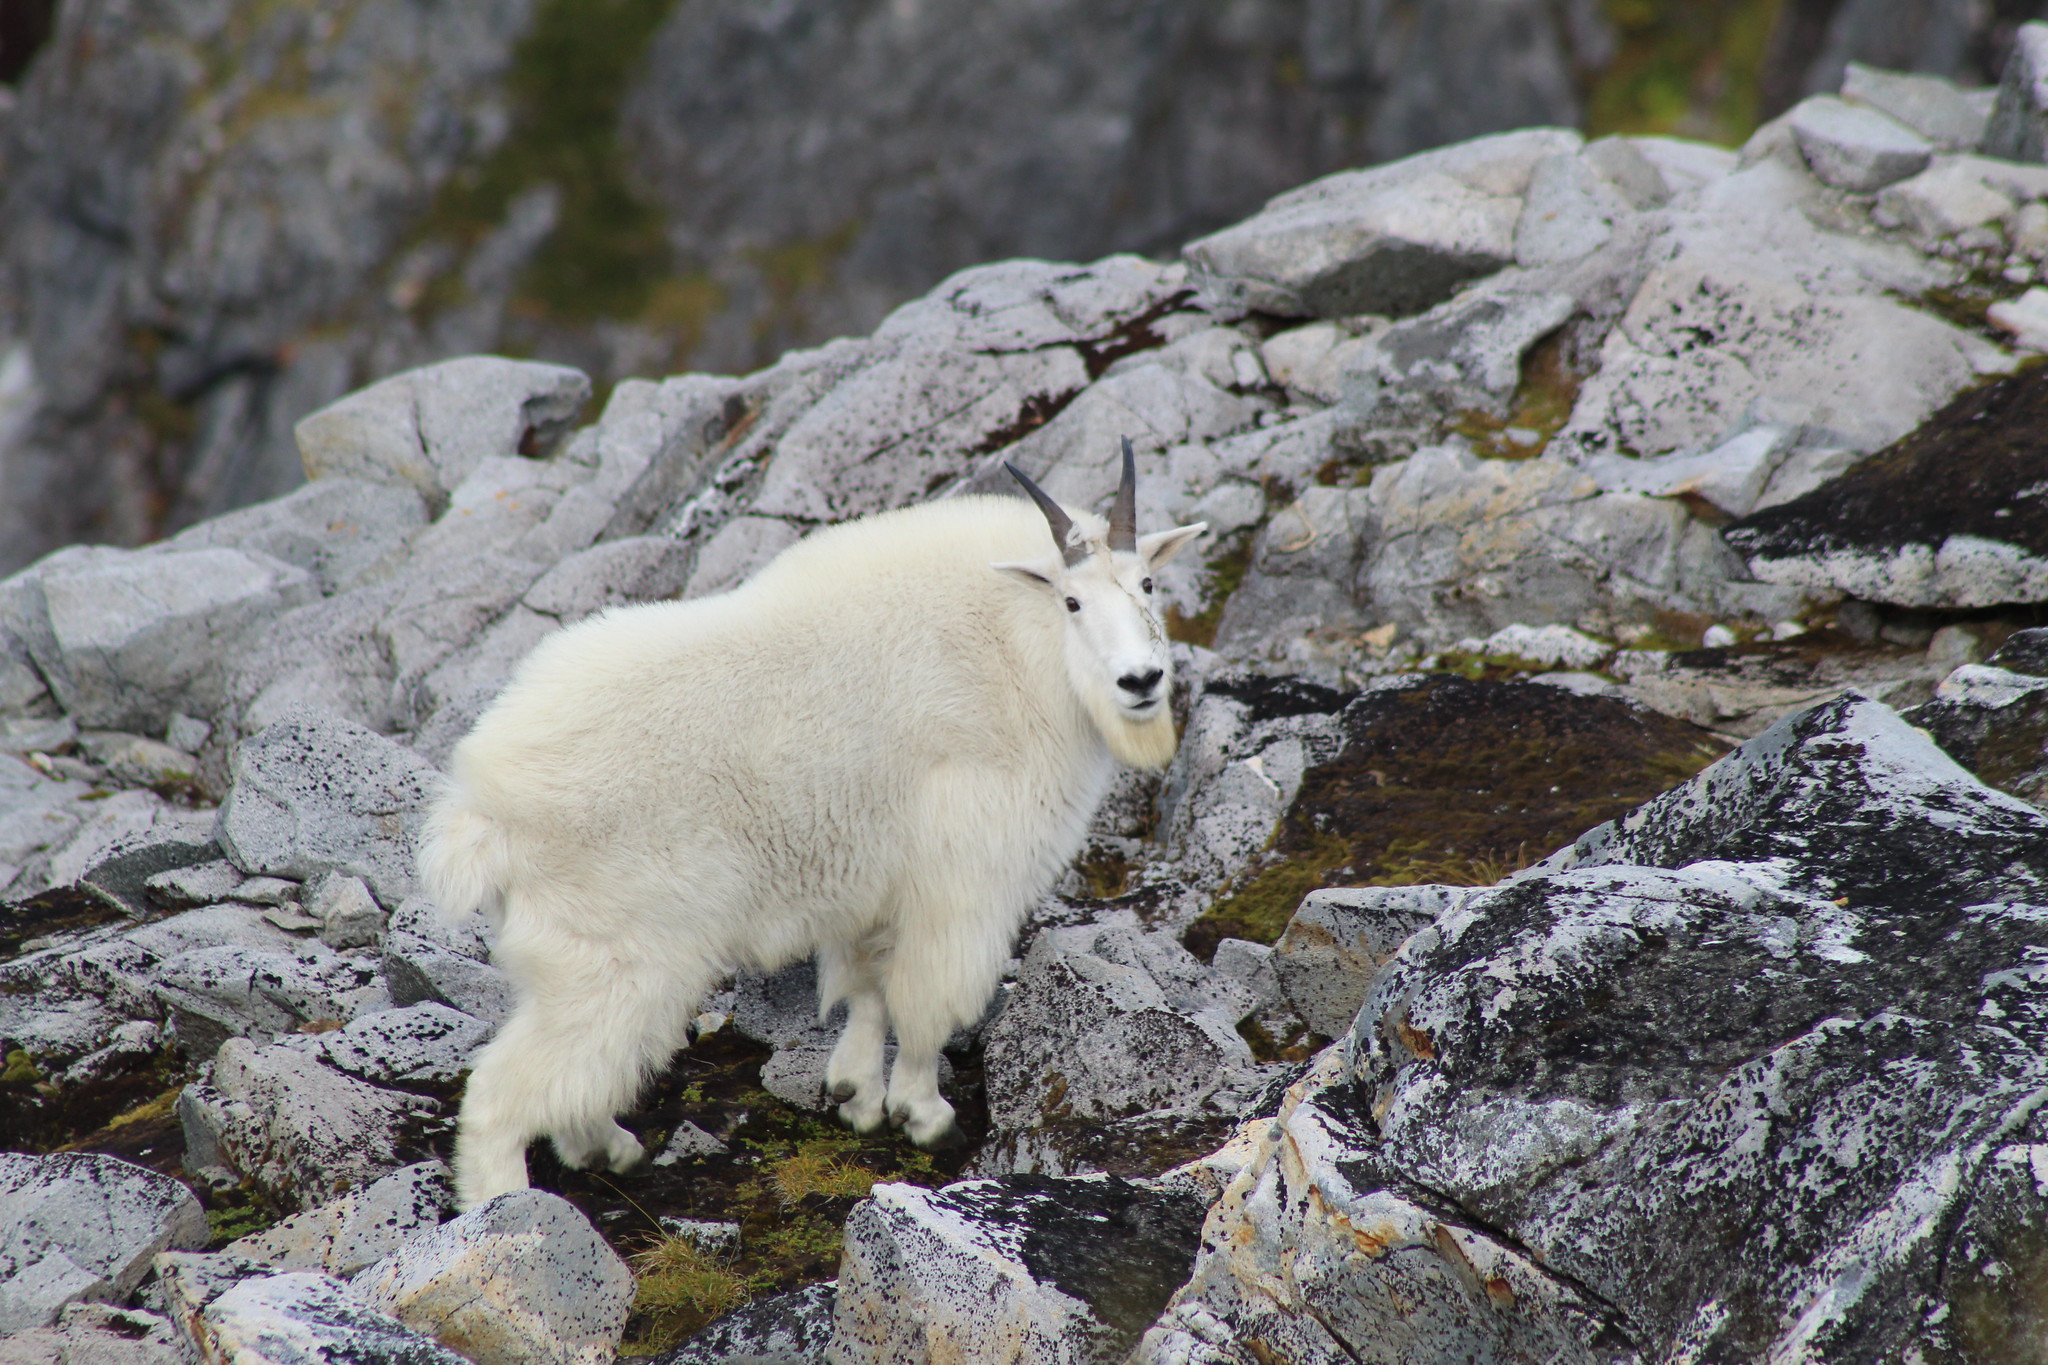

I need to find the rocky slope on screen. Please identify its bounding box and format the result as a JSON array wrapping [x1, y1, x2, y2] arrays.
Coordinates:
[[0, 0, 2033, 577], [4, 45, 2048, 1365]]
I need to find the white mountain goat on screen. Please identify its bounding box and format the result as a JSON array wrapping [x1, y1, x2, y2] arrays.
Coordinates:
[[420, 442, 1204, 1208]]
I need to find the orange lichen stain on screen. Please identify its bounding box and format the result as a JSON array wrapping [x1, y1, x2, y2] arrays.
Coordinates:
[[1485, 1275, 1516, 1307], [1396, 1015, 1436, 1059], [1244, 1341, 1295, 1365], [1346, 1218, 1402, 1258]]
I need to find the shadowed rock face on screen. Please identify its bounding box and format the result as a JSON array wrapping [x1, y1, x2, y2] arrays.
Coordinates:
[[1724, 365, 2048, 608]]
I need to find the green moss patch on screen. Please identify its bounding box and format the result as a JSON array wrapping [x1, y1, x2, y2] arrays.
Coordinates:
[[1184, 674, 1730, 960], [418, 0, 676, 325], [1448, 330, 1589, 461], [1585, 0, 1781, 145]]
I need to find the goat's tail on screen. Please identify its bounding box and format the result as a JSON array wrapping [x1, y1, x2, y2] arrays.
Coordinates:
[[420, 793, 513, 929]]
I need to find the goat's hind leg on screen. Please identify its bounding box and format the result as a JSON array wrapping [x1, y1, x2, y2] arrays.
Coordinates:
[[454, 953, 696, 1209], [819, 940, 888, 1134]]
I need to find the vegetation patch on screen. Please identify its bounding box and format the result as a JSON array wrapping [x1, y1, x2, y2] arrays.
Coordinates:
[[1184, 674, 1729, 960], [1448, 330, 1589, 461], [521, 1027, 977, 1356], [1165, 529, 1256, 649], [1585, 0, 1781, 145], [415, 0, 677, 325]]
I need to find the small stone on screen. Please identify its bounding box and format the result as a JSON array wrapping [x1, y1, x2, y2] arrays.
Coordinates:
[[163, 713, 211, 754], [655, 1218, 739, 1255], [1842, 63, 1993, 150], [234, 876, 302, 906], [381, 931, 513, 1025], [261, 907, 321, 933], [650, 1122, 728, 1167], [1702, 624, 1738, 648], [304, 871, 385, 950], [1989, 287, 2048, 350], [0, 716, 76, 756], [189, 1270, 471, 1365], [229, 1162, 453, 1278], [145, 860, 247, 910], [1788, 95, 1933, 192]]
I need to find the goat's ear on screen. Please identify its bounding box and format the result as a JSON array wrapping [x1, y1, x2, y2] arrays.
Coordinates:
[[1139, 523, 1206, 570], [992, 557, 1063, 591]]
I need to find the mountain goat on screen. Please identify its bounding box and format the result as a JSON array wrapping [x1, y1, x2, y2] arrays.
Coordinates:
[[421, 443, 1204, 1208]]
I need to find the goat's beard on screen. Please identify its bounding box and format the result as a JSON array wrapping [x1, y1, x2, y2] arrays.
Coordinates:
[[1084, 690, 1178, 770]]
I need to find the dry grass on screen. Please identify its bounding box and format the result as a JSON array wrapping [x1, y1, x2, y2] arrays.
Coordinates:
[[769, 1140, 881, 1204], [624, 1237, 754, 1355]]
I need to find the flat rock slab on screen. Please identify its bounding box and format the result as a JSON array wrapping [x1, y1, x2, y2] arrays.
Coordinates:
[[214, 705, 440, 905], [229, 1162, 453, 1278], [1725, 365, 2048, 608], [832, 1175, 1205, 1365], [1613, 634, 1945, 739], [352, 1188, 632, 1365], [0, 1153, 206, 1332]]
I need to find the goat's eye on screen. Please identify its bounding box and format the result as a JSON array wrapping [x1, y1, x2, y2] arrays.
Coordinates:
[[1065, 596, 1081, 613], [1141, 578, 1154, 594]]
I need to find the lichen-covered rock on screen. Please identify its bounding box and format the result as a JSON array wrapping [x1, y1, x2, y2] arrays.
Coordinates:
[[315, 1004, 489, 1087], [213, 705, 440, 904], [0, 1153, 206, 1332], [380, 931, 513, 1026], [229, 1162, 453, 1279], [152, 939, 386, 1058], [1154, 692, 2048, 1362], [178, 1038, 439, 1209], [182, 1269, 473, 1365], [351, 1189, 632, 1365], [982, 923, 1257, 1133], [1905, 626, 2048, 806], [655, 1282, 835, 1365], [1724, 365, 2048, 608], [831, 1176, 1204, 1365], [0, 1302, 183, 1365]]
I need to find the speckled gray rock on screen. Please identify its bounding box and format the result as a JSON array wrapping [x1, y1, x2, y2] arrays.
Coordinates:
[[183, 1270, 473, 1365], [229, 1162, 453, 1279], [294, 357, 591, 515], [380, 931, 513, 1026], [0, 545, 318, 733], [1273, 885, 1460, 1037], [657, 1282, 834, 1365], [213, 705, 440, 904], [982, 923, 1256, 1132], [1841, 64, 1992, 151], [0, 1154, 206, 1332], [178, 1038, 439, 1209], [317, 1003, 490, 1086], [1182, 129, 1579, 318], [153, 939, 386, 1057], [0, 1302, 183, 1365], [352, 1189, 632, 1365], [831, 1175, 1204, 1365]]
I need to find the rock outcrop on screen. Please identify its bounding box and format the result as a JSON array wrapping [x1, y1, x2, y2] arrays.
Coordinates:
[[5, 38, 2048, 1365]]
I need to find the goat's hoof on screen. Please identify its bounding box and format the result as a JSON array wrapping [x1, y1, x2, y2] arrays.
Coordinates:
[[838, 1099, 886, 1134], [912, 1118, 966, 1152], [829, 1079, 858, 1103]]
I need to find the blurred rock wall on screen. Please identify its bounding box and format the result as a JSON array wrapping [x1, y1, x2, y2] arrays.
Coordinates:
[[0, 0, 2033, 574]]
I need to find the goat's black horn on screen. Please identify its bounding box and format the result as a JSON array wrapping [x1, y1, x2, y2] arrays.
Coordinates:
[[1109, 436, 1138, 553], [1006, 461, 1086, 566]]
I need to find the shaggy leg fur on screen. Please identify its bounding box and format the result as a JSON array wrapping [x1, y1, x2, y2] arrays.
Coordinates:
[[453, 945, 699, 1209], [819, 939, 889, 1132]]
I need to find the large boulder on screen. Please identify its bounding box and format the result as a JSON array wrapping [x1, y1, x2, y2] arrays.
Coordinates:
[[0, 1154, 206, 1332], [1144, 692, 2048, 1362]]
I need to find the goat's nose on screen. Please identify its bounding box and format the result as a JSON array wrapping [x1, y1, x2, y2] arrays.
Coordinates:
[[1119, 668, 1164, 696]]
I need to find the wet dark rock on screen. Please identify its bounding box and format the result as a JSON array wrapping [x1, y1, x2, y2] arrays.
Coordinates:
[[653, 1281, 836, 1365], [1724, 366, 2048, 608]]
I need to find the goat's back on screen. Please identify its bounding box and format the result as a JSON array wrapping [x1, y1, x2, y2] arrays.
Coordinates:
[[431, 496, 1103, 957]]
